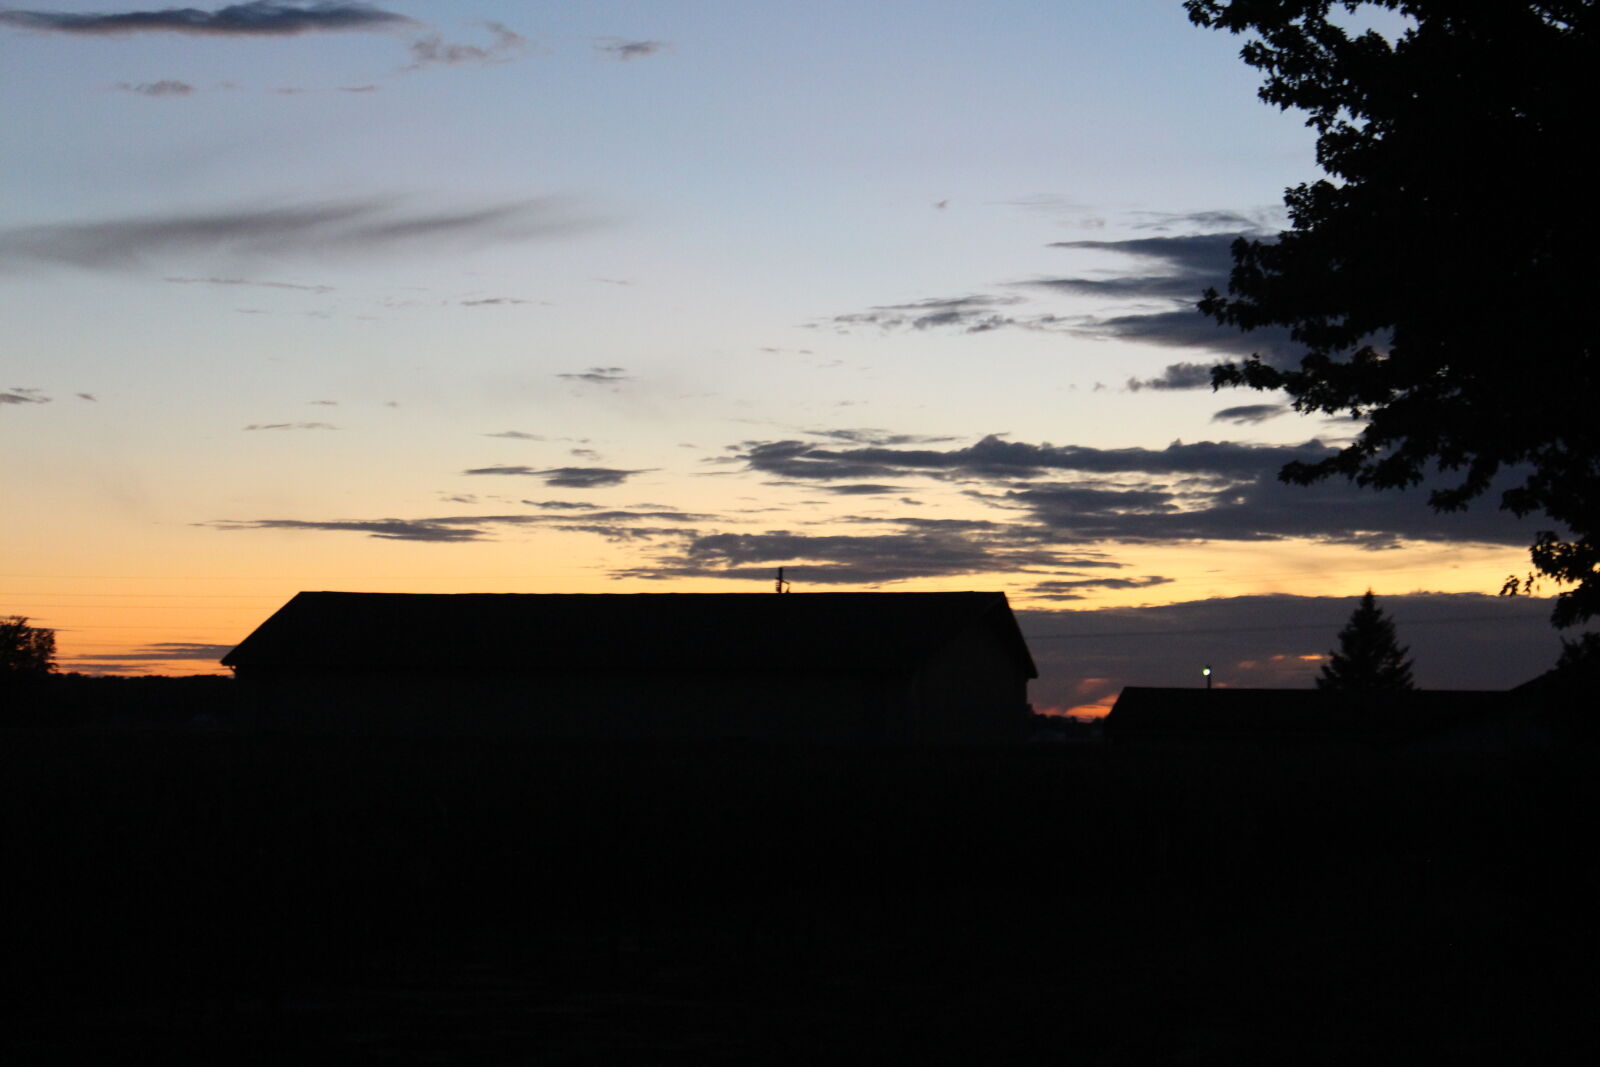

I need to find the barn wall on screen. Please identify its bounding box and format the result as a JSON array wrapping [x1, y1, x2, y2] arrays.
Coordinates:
[[235, 666, 884, 743], [898, 623, 1031, 744]]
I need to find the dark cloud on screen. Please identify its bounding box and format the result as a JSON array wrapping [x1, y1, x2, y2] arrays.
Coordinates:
[[1096, 309, 1298, 362], [614, 525, 1084, 585], [115, 79, 194, 96], [484, 430, 546, 440], [82, 641, 239, 662], [730, 434, 1536, 549], [405, 21, 523, 70], [826, 234, 1267, 348], [822, 225, 1308, 366], [1034, 233, 1239, 301], [816, 484, 907, 496], [1016, 593, 1561, 716], [1029, 576, 1175, 601], [1037, 234, 1302, 364], [536, 467, 648, 489], [1213, 403, 1289, 425], [558, 366, 632, 385], [596, 38, 665, 60], [2, 388, 50, 405], [1, 196, 597, 273], [1125, 361, 1218, 391], [463, 465, 649, 488], [1003, 472, 1533, 549], [735, 434, 1338, 483], [77, 392, 97, 401], [243, 421, 337, 430], [0, 2, 414, 36]]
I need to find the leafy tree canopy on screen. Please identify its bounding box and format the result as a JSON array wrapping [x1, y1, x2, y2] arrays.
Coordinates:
[[1187, 1, 1599, 626], [1, 616, 57, 679], [1317, 590, 1415, 693]]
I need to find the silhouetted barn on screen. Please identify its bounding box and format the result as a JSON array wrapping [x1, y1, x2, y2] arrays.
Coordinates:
[[222, 591, 1036, 744], [1105, 686, 1516, 751]]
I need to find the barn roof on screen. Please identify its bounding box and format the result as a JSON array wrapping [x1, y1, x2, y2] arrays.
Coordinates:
[[222, 591, 1037, 677]]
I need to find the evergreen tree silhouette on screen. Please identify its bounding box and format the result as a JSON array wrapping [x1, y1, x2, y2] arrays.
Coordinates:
[[1316, 591, 1414, 694]]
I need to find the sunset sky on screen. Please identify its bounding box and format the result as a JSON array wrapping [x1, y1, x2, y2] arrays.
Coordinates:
[[2, 1, 1562, 714]]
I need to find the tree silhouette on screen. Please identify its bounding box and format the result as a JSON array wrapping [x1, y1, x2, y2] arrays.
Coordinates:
[[1186, 2, 1600, 627], [1, 615, 56, 679], [1317, 592, 1414, 694]]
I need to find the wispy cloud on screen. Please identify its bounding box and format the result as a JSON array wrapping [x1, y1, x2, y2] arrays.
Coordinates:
[[206, 504, 706, 543], [828, 294, 1064, 335], [595, 38, 667, 61], [115, 79, 194, 96], [165, 275, 334, 292], [209, 517, 487, 542], [1, 196, 598, 273], [1128, 209, 1275, 234], [2, 387, 50, 405], [0, 2, 415, 36], [405, 20, 524, 70], [802, 428, 960, 446], [557, 366, 632, 386], [83, 641, 239, 662], [826, 227, 1299, 373], [463, 465, 649, 488], [243, 421, 337, 430]]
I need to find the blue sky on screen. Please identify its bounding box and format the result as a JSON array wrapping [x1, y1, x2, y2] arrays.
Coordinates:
[[0, 2, 1556, 708]]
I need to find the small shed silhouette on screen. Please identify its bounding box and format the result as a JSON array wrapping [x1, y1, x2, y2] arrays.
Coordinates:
[[1105, 686, 1514, 750], [222, 591, 1036, 744]]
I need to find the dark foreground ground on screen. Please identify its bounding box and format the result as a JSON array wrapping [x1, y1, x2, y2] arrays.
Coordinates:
[[3, 719, 1595, 1064]]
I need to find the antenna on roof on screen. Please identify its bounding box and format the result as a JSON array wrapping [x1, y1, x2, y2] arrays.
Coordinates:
[[775, 566, 791, 594]]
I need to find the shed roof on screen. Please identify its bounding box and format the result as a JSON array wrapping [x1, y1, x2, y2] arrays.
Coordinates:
[[222, 591, 1037, 677]]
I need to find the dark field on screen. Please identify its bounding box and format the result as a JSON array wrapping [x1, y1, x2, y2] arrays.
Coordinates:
[[3, 712, 1595, 1064]]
